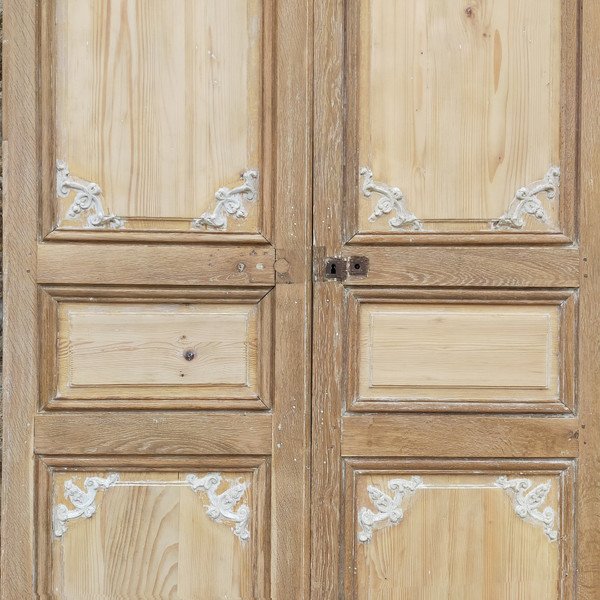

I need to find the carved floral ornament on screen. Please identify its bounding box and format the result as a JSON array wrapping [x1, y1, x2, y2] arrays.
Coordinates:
[[52, 472, 251, 543], [360, 166, 560, 232], [357, 475, 559, 544], [56, 161, 258, 231]]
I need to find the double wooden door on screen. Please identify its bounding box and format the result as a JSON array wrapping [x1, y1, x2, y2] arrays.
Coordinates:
[[2, 0, 599, 598]]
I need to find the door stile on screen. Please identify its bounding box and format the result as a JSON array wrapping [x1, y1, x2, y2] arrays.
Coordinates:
[[576, 1, 600, 594], [311, 0, 346, 597], [270, 1, 313, 597], [1, 0, 38, 595]]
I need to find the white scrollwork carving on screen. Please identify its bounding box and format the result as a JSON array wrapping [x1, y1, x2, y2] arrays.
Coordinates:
[[495, 476, 558, 542], [491, 166, 560, 230], [57, 160, 124, 228], [360, 167, 423, 231], [186, 473, 250, 542], [53, 473, 120, 538], [357, 476, 423, 543], [191, 170, 259, 230]]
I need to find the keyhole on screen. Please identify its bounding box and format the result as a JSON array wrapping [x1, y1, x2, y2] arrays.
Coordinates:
[[354, 263, 361, 270], [330, 263, 337, 275]]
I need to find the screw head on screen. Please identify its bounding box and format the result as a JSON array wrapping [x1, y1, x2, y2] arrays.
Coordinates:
[[184, 350, 196, 361]]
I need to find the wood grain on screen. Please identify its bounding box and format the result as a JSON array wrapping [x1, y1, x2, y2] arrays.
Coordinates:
[[576, 0, 600, 595], [343, 245, 580, 287], [1, 0, 38, 596], [342, 415, 579, 458], [35, 413, 272, 456], [349, 469, 567, 599], [357, 0, 562, 231], [55, 0, 263, 231], [37, 243, 275, 286]]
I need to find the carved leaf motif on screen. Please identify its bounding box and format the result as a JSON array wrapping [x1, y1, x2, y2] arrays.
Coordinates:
[[53, 473, 120, 538], [491, 166, 560, 230], [495, 475, 558, 542], [360, 167, 423, 231], [57, 161, 124, 229], [191, 170, 259, 231], [357, 476, 422, 543], [186, 472, 251, 542]]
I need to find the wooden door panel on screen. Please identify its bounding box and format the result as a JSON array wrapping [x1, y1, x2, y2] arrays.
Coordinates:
[[3, 0, 311, 597], [37, 458, 269, 599], [50, 0, 270, 235], [313, 1, 598, 599], [41, 287, 273, 410], [347, 289, 576, 413], [344, 461, 575, 599], [345, 0, 579, 243]]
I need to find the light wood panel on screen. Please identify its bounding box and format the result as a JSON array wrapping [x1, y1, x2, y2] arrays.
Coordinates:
[[345, 464, 573, 599], [54, 0, 265, 231], [43, 462, 267, 599], [57, 302, 259, 401], [357, 0, 562, 232], [360, 303, 558, 401]]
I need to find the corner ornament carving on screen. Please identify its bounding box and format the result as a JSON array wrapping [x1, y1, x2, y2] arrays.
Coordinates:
[[186, 473, 250, 543], [360, 167, 423, 231], [57, 161, 124, 228], [491, 166, 560, 230], [495, 476, 558, 542], [357, 476, 423, 543], [191, 170, 259, 230], [53, 473, 120, 538]]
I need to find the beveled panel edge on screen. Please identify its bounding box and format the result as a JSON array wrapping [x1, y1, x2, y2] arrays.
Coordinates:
[[342, 457, 576, 600], [346, 288, 577, 414], [40, 1, 277, 241], [36, 455, 271, 598], [38, 286, 274, 411], [343, 0, 580, 244]]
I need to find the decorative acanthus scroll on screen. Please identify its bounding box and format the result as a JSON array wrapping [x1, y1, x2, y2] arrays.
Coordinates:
[[53, 473, 120, 538], [357, 476, 423, 543], [360, 167, 423, 231], [492, 166, 560, 230], [191, 170, 259, 230], [495, 476, 558, 542], [186, 473, 250, 542], [57, 161, 124, 228]]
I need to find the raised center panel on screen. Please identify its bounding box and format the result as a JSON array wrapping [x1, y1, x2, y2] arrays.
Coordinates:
[[46, 0, 271, 235], [347, 0, 578, 240]]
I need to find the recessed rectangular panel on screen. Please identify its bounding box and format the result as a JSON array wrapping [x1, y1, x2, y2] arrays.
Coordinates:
[[66, 309, 250, 387], [54, 0, 265, 232], [40, 289, 274, 409], [356, 0, 563, 233], [369, 308, 551, 389], [46, 464, 267, 599], [345, 462, 574, 599], [349, 292, 577, 411]]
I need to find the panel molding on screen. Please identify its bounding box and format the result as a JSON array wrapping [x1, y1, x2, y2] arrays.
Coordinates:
[[346, 288, 577, 414]]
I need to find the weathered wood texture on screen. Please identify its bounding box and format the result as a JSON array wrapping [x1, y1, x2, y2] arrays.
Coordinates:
[[357, 0, 562, 230], [55, 0, 263, 230]]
